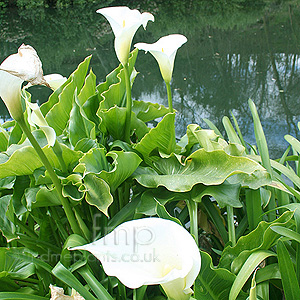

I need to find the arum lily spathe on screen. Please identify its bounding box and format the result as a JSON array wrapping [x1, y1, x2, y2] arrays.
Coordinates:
[[135, 34, 187, 83], [70, 218, 201, 300], [97, 6, 154, 66], [0, 44, 49, 121]]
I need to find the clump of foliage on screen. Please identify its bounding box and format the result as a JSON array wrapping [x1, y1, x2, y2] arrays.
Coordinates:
[[1, 4, 300, 300]]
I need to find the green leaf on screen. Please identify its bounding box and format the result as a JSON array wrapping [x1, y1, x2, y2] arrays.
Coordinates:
[[45, 55, 92, 135], [83, 173, 113, 217], [25, 187, 61, 210], [271, 226, 300, 244], [0, 195, 17, 242], [136, 189, 181, 224], [135, 149, 270, 192], [223, 116, 242, 145], [69, 93, 96, 147], [219, 211, 293, 272], [132, 100, 169, 122], [77, 149, 142, 193], [277, 240, 300, 300], [248, 99, 271, 175], [97, 49, 138, 110], [191, 182, 242, 208], [77, 69, 97, 105], [195, 250, 247, 300], [134, 113, 176, 164], [0, 293, 48, 299], [285, 135, 300, 154], [229, 250, 276, 300], [0, 143, 82, 178], [0, 248, 36, 280], [52, 262, 97, 300], [98, 106, 149, 141]]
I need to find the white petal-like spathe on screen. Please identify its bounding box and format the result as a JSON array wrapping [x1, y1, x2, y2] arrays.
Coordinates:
[[0, 70, 23, 120], [0, 44, 48, 86], [70, 218, 200, 300], [44, 74, 67, 90], [97, 6, 154, 65], [135, 34, 187, 83], [0, 44, 49, 120]]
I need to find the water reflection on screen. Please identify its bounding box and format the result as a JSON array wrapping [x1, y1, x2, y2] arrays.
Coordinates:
[[1, 1, 300, 158]]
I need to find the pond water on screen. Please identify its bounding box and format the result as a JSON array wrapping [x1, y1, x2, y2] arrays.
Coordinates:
[[1, 0, 300, 158]]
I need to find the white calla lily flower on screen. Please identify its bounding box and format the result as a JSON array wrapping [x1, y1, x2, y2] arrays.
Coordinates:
[[25, 73, 67, 91], [0, 44, 49, 120], [70, 218, 201, 300], [135, 34, 187, 83], [97, 6, 154, 66]]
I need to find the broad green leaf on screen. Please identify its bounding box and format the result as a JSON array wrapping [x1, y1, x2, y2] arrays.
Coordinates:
[[98, 151, 142, 192], [97, 49, 138, 110], [229, 250, 276, 300], [69, 93, 96, 147], [203, 118, 224, 138], [277, 240, 300, 300], [40, 56, 92, 115], [134, 113, 176, 163], [186, 124, 220, 152], [219, 211, 293, 272], [76, 149, 142, 193], [25, 187, 61, 210], [74, 148, 108, 174], [0, 177, 15, 190], [98, 106, 148, 141], [83, 173, 113, 216], [135, 149, 270, 192], [136, 189, 181, 224], [45, 56, 92, 135], [77, 69, 97, 105], [74, 138, 98, 153], [0, 143, 82, 178], [191, 182, 242, 208], [195, 250, 247, 300], [132, 100, 169, 122], [0, 248, 35, 280]]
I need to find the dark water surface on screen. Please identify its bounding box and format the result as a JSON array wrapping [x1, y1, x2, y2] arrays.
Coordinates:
[[1, 1, 300, 158]]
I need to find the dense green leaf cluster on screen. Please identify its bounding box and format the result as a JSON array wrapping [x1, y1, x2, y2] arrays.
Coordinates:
[[1, 15, 300, 299]]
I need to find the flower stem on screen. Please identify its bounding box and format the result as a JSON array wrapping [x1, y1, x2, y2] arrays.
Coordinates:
[[17, 116, 82, 236], [227, 205, 236, 246], [124, 63, 132, 143], [186, 200, 198, 245], [165, 81, 173, 113]]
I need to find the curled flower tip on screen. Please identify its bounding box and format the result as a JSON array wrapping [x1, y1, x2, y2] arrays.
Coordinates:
[[96, 6, 154, 65]]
